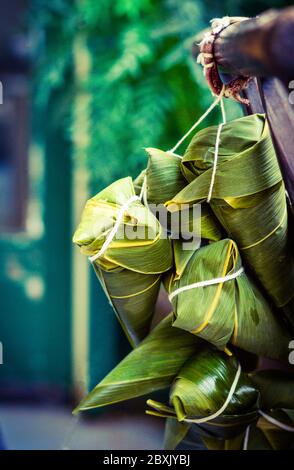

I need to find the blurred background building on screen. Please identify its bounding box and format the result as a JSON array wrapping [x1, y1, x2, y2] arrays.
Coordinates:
[[0, 0, 292, 449]]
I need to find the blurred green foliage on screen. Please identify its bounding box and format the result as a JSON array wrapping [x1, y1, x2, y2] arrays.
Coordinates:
[[30, 0, 293, 185]]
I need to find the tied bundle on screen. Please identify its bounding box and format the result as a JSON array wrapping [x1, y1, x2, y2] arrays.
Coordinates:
[[166, 114, 294, 326], [147, 349, 259, 448], [73, 314, 260, 438], [150, 360, 294, 450], [166, 238, 290, 361], [73, 177, 173, 346], [199, 370, 294, 451], [73, 104, 294, 450]]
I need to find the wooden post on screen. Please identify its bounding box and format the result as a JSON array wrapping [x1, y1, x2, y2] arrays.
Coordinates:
[[244, 77, 294, 211], [213, 8, 294, 85], [192, 7, 294, 208]]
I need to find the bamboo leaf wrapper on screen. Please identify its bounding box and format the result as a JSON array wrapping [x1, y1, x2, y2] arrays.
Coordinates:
[[73, 314, 202, 413], [165, 238, 290, 361], [166, 114, 294, 324], [73, 177, 173, 346]]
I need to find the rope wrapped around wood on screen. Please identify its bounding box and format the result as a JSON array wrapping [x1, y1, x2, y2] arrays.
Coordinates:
[[197, 16, 252, 105]]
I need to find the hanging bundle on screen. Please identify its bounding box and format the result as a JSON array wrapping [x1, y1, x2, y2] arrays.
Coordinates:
[[166, 114, 294, 326], [161, 366, 294, 450], [147, 349, 259, 441], [199, 370, 294, 451], [73, 313, 260, 436], [166, 238, 290, 360], [72, 15, 294, 451], [73, 177, 173, 346]]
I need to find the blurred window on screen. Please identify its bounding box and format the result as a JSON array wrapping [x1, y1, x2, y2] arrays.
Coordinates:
[[0, 0, 29, 232], [0, 74, 28, 232]]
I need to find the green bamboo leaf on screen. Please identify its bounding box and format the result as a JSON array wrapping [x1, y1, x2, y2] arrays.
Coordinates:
[[166, 114, 294, 325], [145, 147, 222, 242], [200, 436, 225, 450], [258, 410, 294, 450], [200, 371, 294, 450], [201, 433, 245, 450], [73, 313, 202, 413], [133, 169, 146, 195], [166, 238, 290, 361], [195, 375, 294, 450], [164, 418, 191, 450], [147, 349, 259, 441], [250, 370, 294, 409], [203, 421, 293, 450], [169, 350, 258, 419], [73, 177, 173, 345], [145, 147, 187, 205], [243, 426, 273, 450]]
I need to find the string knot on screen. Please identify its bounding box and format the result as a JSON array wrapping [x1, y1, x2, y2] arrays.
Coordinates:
[[89, 195, 140, 263], [169, 266, 244, 302], [196, 16, 251, 105]]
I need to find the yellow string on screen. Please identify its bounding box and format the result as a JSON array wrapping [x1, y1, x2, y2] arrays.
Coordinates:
[[191, 240, 234, 334], [241, 206, 287, 251], [110, 275, 161, 299]]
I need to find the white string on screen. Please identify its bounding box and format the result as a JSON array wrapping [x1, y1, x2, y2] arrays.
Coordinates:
[[259, 411, 294, 432], [169, 87, 225, 154], [169, 266, 244, 302], [184, 363, 242, 424], [243, 425, 251, 450], [206, 122, 223, 203], [206, 97, 226, 203], [220, 97, 227, 124], [88, 194, 140, 263]]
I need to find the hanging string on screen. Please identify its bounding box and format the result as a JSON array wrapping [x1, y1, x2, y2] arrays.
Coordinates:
[[206, 122, 223, 203], [167, 151, 183, 159], [243, 425, 251, 450], [169, 86, 225, 154], [89, 194, 140, 263], [184, 363, 241, 424], [259, 411, 294, 432], [140, 88, 226, 210], [220, 97, 227, 124], [206, 96, 226, 203], [169, 266, 244, 302]]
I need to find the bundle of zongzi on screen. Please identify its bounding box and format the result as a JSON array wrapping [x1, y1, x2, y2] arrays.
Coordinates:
[[73, 177, 173, 346], [201, 369, 294, 450], [166, 114, 294, 325], [165, 238, 290, 361], [164, 368, 294, 450], [147, 348, 259, 446]]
